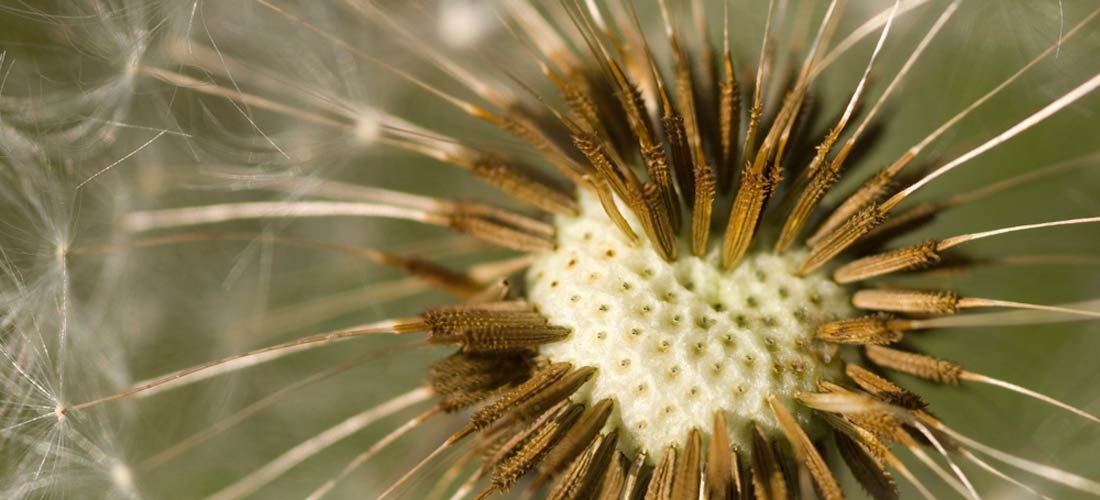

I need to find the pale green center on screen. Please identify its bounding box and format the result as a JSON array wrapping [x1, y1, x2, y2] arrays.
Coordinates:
[[526, 192, 852, 455]]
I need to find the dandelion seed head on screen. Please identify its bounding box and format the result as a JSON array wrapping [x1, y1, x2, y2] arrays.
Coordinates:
[[529, 192, 852, 454], [5, 0, 1100, 498]]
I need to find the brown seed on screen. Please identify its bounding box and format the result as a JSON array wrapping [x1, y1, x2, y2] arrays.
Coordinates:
[[585, 174, 640, 244], [800, 385, 906, 443], [572, 132, 641, 203], [692, 164, 717, 257], [860, 202, 939, 245], [819, 412, 892, 466], [847, 411, 907, 444], [546, 434, 603, 500], [845, 364, 926, 410], [490, 108, 589, 186], [379, 253, 482, 298], [722, 168, 780, 268], [486, 403, 585, 495], [706, 412, 736, 500], [743, 96, 763, 159], [802, 202, 887, 274], [662, 111, 697, 206], [852, 289, 960, 315], [834, 430, 898, 500], [823, 412, 926, 499], [449, 211, 554, 252], [833, 239, 941, 283], [429, 351, 535, 412], [641, 182, 679, 261], [817, 315, 905, 345], [547, 430, 619, 500], [596, 452, 628, 500], [749, 424, 787, 500], [507, 367, 597, 424], [809, 169, 895, 247], [670, 36, 707, 187], [641, 142, 682, 233], [622, 452, 651, 500], [461, 363, 572, 437], [535, 399, 614, 487], [562, 80, 601, 133], [610, 63, 660, 150], [470, 156, 579, 216], [670, 429, 703, 500], [422, 301, 571, 352], [864, 345, 963, 385], [718, 52, 740, 190], [454, 200, 554, 237], [768, 396, 843, 500], [485, 402, 569, 470], [645, 445, 677, 500], [776, 164, 840, 253]]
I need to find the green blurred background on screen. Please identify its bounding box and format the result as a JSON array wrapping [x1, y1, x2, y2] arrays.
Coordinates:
[[2, 0, 1099, 498]]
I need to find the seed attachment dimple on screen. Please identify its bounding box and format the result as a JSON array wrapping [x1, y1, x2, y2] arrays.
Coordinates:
[[527, 191, 852, 455]]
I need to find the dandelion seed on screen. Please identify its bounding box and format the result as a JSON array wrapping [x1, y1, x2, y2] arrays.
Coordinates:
[[5, 0, 1100, 499]]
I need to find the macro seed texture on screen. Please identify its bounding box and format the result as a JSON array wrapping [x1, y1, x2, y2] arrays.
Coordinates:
[[6, 1, 1100, 498], [528, 192, 852, 454]]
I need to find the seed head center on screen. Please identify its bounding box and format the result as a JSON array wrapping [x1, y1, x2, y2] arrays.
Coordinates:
[[526, 192, 852, 455]]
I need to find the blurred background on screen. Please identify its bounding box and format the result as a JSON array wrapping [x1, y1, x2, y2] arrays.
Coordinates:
[[2, 0, 1100, 498]]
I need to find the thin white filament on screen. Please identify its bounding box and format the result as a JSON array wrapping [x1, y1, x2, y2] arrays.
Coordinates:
[[888, 455, 937, 500], [848, 1, 959, 141], [833, 0, 900, 138], [306, 408, 438, 500], [905, 437, 973, 500], [961, 372, 1100, 425], [121, 201, 446, 233], [378, 433, 461, 499], [71, 318, 419, 410], [886, 6, 1100, 176], [957, 298, 1100, 320], [142, 343, 417, 469], [958, 450, 1053, 500], [930, 421, 1100, 495], [448, 468, 485, 500], [910, 298, 1100, 329], [140, 66, 346, 128], [910, 421, 980, 500], [77, 130, 168, 189], [814, 0, 929, 74], [938, 216, 1100, 250], [205, 387, 432, 500], [888, 72, 1100, 209]]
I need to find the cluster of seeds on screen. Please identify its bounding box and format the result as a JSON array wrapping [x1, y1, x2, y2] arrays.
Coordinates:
[[33, 0, 1100, 499], [528, 192, 852, 455]]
